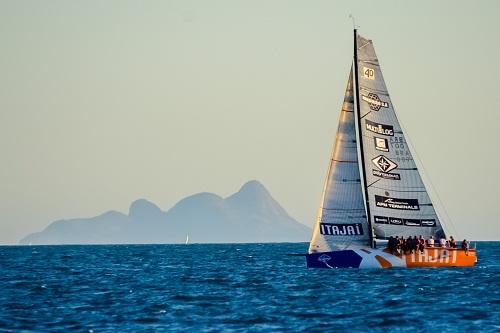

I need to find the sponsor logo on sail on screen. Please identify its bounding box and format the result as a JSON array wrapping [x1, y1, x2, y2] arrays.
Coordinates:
[[374, 137, 389, 152], [372, 155, 398, 173], [374, 216, 436, 227], [365, 120, 394, 136], [421, 219, 437, 227], [320, 223, 364, 236], [362, 93, 389, 111], [372, 169, 401, 180], [404, 219, 421, 227], [375, 195, 420, 210], [374, 216, 388, 224], [389, 217, 403, 225]]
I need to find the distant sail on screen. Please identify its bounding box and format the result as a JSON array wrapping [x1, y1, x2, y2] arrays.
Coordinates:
[[185, 234, 189, 245], [355, 34, 445, 240], [308, 68, 370, 253]]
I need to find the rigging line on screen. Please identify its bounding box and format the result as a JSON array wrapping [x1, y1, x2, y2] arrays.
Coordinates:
[[360, 111, 372, 119], [367, 178, 381, 188], [396, 111, 459, 238]]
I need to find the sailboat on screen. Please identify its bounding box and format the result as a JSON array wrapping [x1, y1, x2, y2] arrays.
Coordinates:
[[306, 29, 477, 268], [185, 234, 189, 245]]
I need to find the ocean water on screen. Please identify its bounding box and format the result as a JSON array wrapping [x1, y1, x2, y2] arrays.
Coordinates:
[[0, 242, 498, 332]]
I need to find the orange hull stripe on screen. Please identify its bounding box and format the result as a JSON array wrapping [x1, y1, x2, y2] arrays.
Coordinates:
[[375, 255, 393, 268]]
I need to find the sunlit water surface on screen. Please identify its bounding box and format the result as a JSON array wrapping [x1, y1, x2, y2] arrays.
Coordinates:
[[1, 242, 498, 332]]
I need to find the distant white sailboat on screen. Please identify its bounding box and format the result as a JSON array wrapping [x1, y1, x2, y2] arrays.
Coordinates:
[[185, 234, 189, 245]]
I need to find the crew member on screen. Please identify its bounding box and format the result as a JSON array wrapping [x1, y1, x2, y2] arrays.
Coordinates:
[[461, 239, 469, 256], [427, 236, 434, 248], [449, 236, 456, 248]]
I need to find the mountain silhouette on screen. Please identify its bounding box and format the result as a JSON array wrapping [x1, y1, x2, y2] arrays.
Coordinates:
[[20, 180, 310, 244]]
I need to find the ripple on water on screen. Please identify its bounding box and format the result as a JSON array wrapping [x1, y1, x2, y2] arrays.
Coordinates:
[[0, 242, 498, 332]]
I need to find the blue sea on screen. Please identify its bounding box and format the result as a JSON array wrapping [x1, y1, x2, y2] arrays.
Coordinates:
[[1, 242, 498, 332]]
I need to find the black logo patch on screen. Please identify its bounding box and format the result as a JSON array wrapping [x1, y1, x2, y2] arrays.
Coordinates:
[[421, 219, 437, 227], [372, 169, 401, 180], [365, 120, 394, 136], [374, 137, 389, 152], [389, 217, 403, 225], [404, 219, 421, 227], [361, 93, 389, 111], [375, 195, 420, 210], [374, 216, 435, 227], [374, 216, 388, 224]]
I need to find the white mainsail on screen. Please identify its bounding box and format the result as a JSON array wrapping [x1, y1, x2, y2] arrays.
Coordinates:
[[308, 31, 446, 254], [308, 69, 371, 253], [304, 30, 477, 269], [355, 33, 445, 240]]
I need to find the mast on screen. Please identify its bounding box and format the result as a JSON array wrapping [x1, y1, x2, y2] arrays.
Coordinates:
[[353, 29, 374, 248]]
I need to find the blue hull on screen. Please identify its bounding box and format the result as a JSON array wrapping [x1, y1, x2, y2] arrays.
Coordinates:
[[306, 250, 363, 268]]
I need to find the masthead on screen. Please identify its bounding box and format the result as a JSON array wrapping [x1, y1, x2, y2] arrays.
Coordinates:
[[349, 14, 359, 30]]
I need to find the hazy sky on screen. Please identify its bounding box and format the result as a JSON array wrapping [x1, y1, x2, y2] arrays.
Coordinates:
[[1, 0, 499, 244]]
